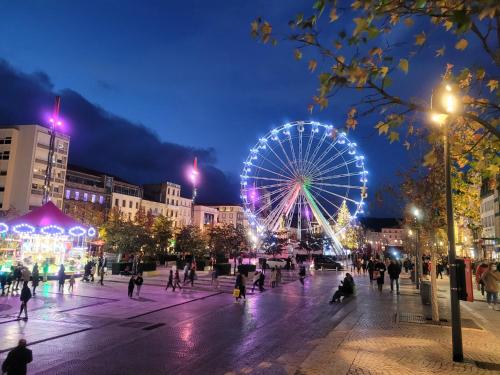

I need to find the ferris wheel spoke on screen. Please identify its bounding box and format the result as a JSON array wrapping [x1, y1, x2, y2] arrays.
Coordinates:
[[277, 139, 298, 177], [265, 187, 298, 231], [303, 139, 340, 176], [312, 171, 363, 182], [287, 135, 298, 173], [303, 131, 315, 173], [255, 151, 295, 180], [248, 163, 295, 181], [308, 184, 359, 204], [303, 187, 339, 227], [253, 185, 294, 216], [306, 186, 342, 214], [304, 131, 328, 172], [298, 130, 303, 174], [267, 140, 297, 177], [314, 182, 363, 189], [307, 145, 348, 177], [312, 158, 358, 179], [250, 181, 292, 191]]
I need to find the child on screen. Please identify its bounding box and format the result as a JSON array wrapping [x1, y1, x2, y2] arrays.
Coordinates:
[[68, 274, 75, 292]]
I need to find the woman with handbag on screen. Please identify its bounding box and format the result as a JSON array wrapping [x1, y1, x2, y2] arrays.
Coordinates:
[[374, 258, 386, 293]]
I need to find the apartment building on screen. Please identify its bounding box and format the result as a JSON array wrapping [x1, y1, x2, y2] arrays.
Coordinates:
[[0, 125, 69, 214], [212, 204, 248, 228], [480, 177, 499, 259], [193, 205, 218, 230]]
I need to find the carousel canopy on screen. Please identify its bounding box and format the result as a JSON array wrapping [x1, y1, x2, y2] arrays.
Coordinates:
[[7, 201, 86, 229]]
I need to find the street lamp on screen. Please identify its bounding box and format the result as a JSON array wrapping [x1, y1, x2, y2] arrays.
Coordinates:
[[431, 82, 463, 363], [412, 207, 421, 289]]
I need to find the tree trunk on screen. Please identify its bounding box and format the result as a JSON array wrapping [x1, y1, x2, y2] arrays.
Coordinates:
[[430, 249, 439, 322]]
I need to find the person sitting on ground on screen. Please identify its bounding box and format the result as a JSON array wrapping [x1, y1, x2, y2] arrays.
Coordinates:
[[329, 273, 355, 303]]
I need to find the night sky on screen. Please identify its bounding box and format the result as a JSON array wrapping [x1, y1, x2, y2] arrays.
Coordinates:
[[0, 1, 486, 216]]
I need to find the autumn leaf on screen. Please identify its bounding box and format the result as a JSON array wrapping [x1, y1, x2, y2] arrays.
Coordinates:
[[375, 121, 389, 135], [435, 47, 445, 57], [346, 118, 357, 129], [455, 39, 468, 50], [414, 31, 426, 45], [404, 18, 414, 27], [389, 131, 400, 143], [476, 68, 485, 80], [443, 20, 453, 31], [423, 148, 437, 166], [379, 66, 389, 77], [308, 59, 317, 72], [294, 49, 303, 60], [307, 104, 314, 114], [353, 18, 368, 36], [486, 80, 498, 92], [329, 8, 339, 22], [251, 20, 259, 33], [398, 58, 409, 74], [487, 164, 499, 175], [403, 141, 411, 150]]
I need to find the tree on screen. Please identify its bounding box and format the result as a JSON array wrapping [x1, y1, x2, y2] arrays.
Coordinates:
[[175, 225, 207, 257], [64, 200, 106, 228], [152, 215, 174, 253], [252, 1, 499, 182], [335, 200, 358, 249], [261, 230, 287, 256]]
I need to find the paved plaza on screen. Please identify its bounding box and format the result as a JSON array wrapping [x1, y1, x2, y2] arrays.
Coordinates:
[[0, 269, 498, 375]]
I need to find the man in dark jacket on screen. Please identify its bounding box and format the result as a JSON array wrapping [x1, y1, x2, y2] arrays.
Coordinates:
[[2, 339, 32, 375], [388, 259, 402, 294], [18, 284, 31, 320]]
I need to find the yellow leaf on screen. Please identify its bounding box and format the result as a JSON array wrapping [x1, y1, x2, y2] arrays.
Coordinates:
[[375, 122, 389, 135], [455, 39, 468, 50], [379, 66, 389, 77], [337, 55, 345, 65], [251, 20, 259, 33], [346, 118, 357, 129], [294, 49, 302, 60], [423, 149, 437, 166], [403, 18, 414, 27], [398, 58, 409, 74], [403, 141, 411, 150], [390, 14, 399, 25], [389, 131, 400, 143], [329, 8, 339, 22], [353, 18, 367, 36], [443, 20, 453, 31], [486, 79, 498, 92], [307, 104, 314, 114], [414, 31, 426, 46], [435, 47, 445, 57], [487, 164, 499, 175], [308, 59, 318, 72], [407, 125, 414, 135], [476, 68, 485, 80]]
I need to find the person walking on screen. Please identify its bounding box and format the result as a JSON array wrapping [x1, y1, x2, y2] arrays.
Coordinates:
[[174, 269, 182, 291], [188, 266, 196, 287], [276, 267, 282, 286], [0, 272, 6, 296], [367, 258, 375, 285], [211, 268, 219, 289], [437, 262, 444, 279], [99, 266, 105, 286], [183, 263, 189, 285], [68, 274, 75, 293], [234, 271, 246, 302], [128, 275, 136, 298], [387, 259, 401, 294], [17, 283, 31, 320], [476, 262, 489, 296], [481, 263, 500, 310], [42, 260, 49, 282], [2, 339, 32, 375], [251, 271, 260, 292], [31, 264, 39, 296], [374, 258, 386, 293], [21, 267, 31, 285], [270, 267, 277, 288], [258, 271, 265, 292], [57, 265, 65, 293], [299, 265, 306, 285], [13, 265, 22, 291], [135, 273, 144, 297], [166, 270, 175, 291], [5, 268, 13, 296]]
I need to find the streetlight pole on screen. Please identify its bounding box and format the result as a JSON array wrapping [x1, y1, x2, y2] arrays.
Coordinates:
[[431, 82, 463, 362], [412, 208, 421, 290], [444, 127, 463, 362]]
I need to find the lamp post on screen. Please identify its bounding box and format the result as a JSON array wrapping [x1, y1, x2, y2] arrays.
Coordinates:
[[43, 96, 62, 204], [431, 82, 463, 362], [190, 157, 199, 225], [412, 207, 421, 290]]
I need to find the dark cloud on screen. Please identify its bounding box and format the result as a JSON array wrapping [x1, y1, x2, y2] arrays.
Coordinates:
[[0, 59, 240, 203]]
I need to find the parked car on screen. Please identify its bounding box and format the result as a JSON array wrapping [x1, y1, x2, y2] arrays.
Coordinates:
[[314, 256, 343, 270], [266, 258, 287, 269]]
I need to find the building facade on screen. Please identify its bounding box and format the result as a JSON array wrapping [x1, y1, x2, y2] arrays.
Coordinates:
[[212, 205, 248, 228], [193, 205, 218, 231], [0, 125, 69, 214], [480, 177, 499, 259]]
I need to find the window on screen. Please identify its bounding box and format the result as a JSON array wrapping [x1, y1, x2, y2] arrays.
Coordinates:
[[53, 187, 59, 193], [0, 151, 10, 160], [0, 187, 4, 192], [99, 196, 105, 205], [0, 171, 7, 176], [129, 201, 132, 208], [75, 191, 80, 200], [167, 198, 169, 205], [167, 188, 170, 195], [65, 190, 71, 199], [122, 200, 126, 207], [136, 202, 139, 209], [91, 194, 96, 203], [115, 198, 119, 206]]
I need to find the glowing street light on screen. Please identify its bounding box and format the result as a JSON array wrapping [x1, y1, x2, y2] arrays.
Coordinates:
[[189, 157, 199, 224], [431, 81, 463, 363]]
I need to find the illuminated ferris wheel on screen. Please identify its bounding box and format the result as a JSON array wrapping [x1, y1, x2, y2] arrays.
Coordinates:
[[241, 121, 368, 255]]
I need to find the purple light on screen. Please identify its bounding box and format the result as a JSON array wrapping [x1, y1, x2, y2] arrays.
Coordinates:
[[12, 223, 36, 235], [304, 206, 311, 220], [88, 227, 96, 237], [69, 226, 86, 237], [40, 225, 65, 236], [248, 187, 259, 204]]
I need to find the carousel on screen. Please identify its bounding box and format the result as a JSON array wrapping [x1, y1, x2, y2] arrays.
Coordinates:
[[0, 202, 96, 275]]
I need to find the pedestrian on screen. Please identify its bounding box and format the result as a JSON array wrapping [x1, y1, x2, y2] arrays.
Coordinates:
[[90, 262, 95, 282], [174, 269, 182, 291], [189, 266, 196, 287], [31, 264, 39, 296], [68, 274, 75, 293], [135, 273, 144, 297], [13, 265, 22, 291], [42, 260, 49, 282], [367, 258, 375, 285], [18, 283, 31, 320], [374, 258, 386, 293], [257, 271, 265, 292], [2, 339, 32, 375], [57, 264, 65, 293], [128, 275, 135, 298], [403, 258, 409, 273], [329, 273, 355, 303], [21, 267, 31, 285], [387, 259, 401, 294], [276, 267, 282, 286], [0, 272, 6, 296], [166, 270, 175, 291], [234, 271, 246, 302], [299, 265, 306, 285], [251, 271, 260, 292], [356, 259, 362, 275], [481, 262, 499, 310], [211, 268, 219, 289], [183, 263, 189, 284], [99, 266, 105, 286], [476, 262, 489, 296], [437, 262, 444, 279], [362, 259, 367, 275], [270, 267, 277, 288], [5, 268, 13, 295]]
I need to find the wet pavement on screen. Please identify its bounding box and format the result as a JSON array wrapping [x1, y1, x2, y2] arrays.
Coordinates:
[[0, 269, 347, 375]]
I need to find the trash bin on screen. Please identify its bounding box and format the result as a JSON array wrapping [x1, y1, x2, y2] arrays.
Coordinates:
[[420, 281, 431, 305]]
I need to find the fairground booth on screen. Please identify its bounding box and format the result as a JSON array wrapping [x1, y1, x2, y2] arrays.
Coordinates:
[[0, 202, 96, 275]]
